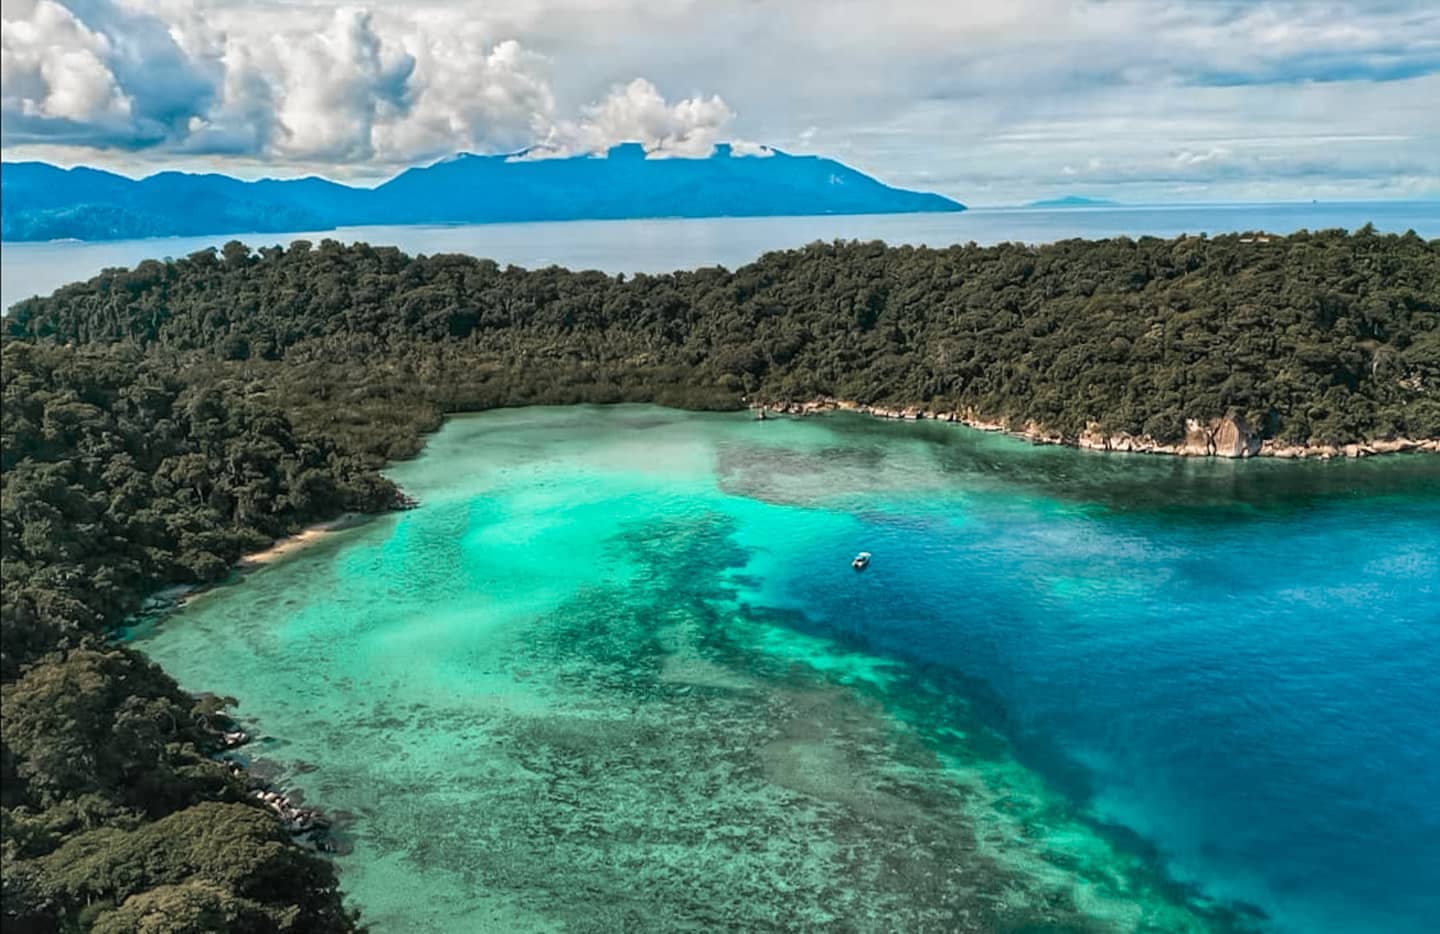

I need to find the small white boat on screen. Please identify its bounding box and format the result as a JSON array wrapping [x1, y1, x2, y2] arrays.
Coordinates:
[[851, 551, 872, 571]]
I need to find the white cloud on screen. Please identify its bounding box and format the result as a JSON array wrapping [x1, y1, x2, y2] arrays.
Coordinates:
[[264, 8, 415, 161], [531, 78, 735, 158], [2, 0, 1438, 201], [2, 0, 224, 148], [373, 37, 555, 161], [1174, 148, 1232, 167], [729, 139, 773, 157], [1, 1, 753, 166], [1, 0, 130, 127]]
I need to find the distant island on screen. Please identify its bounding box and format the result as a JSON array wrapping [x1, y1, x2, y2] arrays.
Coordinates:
[[0, 143, 965, 242], [1027, 195, 1119, 208]]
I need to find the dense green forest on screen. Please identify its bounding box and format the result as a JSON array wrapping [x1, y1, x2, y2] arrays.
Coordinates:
[[1, 342, 400, 932], [9, 228, 1440, 453], [3, 229, 1437, 931]]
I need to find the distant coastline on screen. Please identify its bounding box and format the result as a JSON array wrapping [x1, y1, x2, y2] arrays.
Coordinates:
[[0, 143, 964, 243], [8, 200, 1438, 317], [1026, 195, 1119, 208]]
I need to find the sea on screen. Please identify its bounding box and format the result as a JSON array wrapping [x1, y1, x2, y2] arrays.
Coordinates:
[[3, 200, 1438, 313], [11, 202, 1439, 932], [126, 407, 1440, 933]]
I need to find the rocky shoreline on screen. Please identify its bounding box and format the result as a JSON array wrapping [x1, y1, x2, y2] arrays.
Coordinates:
[[184, 509, 422, 852], [145, 512, 415, 858], [199, 711, 347, 853], [751, 398, 1440, 459]]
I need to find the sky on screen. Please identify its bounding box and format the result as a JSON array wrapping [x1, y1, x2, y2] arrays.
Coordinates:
[[2, 0, 1438, 205]]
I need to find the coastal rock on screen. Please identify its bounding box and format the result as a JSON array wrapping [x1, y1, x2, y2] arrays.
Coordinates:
[[1022, 421, 1064, 446], [1077, 423, 1147, 452], [1212, 415, 1261, 458], [753, 398, 1438, 460], [1078, 423, 1108, 451], [1180, 419, 1212, 457], [1161, 415, 1260, 458]]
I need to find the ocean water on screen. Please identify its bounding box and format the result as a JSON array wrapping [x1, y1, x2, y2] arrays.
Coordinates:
[[5, 200, 1437, 313], [130, 407, 1440, 933]]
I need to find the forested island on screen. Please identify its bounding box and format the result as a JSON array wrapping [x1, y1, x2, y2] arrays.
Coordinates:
[[8, 227, 1439, 456], [3, 228, 1438, 931]]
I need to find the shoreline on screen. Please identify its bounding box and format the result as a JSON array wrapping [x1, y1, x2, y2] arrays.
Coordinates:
[[236, 512, 373, 570], [132, 416, 1273, 933], [752, 398, 1440, 460], [134, 513, 377, 619], [129, 402, 1434, 926], [131, 516, 381, 852]]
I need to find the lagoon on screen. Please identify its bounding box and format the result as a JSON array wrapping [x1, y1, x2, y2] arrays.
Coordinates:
[[131, 406, 1440, 933]]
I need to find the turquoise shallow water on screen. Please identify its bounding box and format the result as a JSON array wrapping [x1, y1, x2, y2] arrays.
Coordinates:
[[131, 406, 1440, 932]]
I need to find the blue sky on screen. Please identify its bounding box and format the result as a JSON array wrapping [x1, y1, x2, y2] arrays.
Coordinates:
[[2, 0, 1437, 205]]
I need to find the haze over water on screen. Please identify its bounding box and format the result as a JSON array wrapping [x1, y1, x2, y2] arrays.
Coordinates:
[[131, 407, 1440, 933]]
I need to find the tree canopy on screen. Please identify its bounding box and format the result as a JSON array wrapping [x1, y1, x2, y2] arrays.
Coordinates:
[[2, 342, 391, 932], [10, 228, 1438, 450]]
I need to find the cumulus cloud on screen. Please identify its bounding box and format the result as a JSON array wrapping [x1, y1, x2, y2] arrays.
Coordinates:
[[2, 0, 132, 135], [531, 78, 735, 158], [373, 37, 555, 161], [264, 8, 414, 161], [2, 0, 220, 147], [2, 0, 1437, 200], [0, 0, 752, 165]]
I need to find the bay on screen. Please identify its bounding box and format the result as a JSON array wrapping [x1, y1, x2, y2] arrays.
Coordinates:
[[130, 406, 1440, 933], [5, 201, 1437, 313]]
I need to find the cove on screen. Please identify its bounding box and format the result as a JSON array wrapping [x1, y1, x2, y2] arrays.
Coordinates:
[[129, 406, 1440, 932]]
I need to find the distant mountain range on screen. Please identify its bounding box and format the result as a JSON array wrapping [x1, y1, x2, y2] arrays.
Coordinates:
[[1027, 196, 1119, 208], [0, 143, 964, 242]]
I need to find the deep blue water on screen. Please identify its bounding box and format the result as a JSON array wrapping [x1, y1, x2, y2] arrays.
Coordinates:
[[739, 424, 1440, 933], [36, 197, 1439, 930], [133, 408, 1440, 931]]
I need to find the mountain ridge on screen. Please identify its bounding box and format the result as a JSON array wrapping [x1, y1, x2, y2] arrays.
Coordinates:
[[0, 144, 965, 242], [1027, 195, 1119, 207]]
